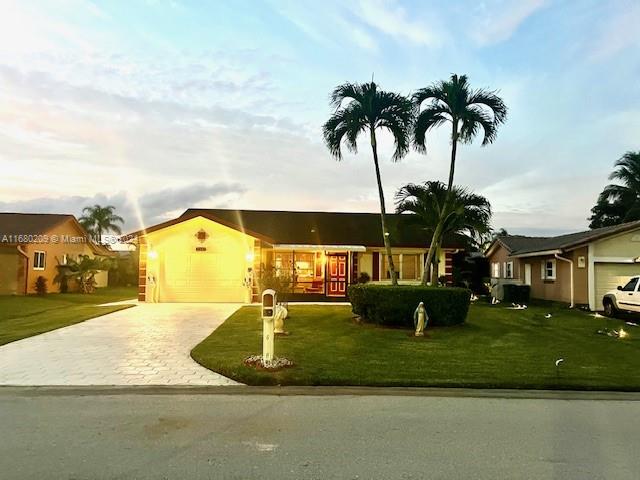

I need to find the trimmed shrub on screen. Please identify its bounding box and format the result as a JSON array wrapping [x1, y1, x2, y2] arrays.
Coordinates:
[[34, 276, 48, 296], [348, 284, 471, 327], [502, 284, 531, 304]]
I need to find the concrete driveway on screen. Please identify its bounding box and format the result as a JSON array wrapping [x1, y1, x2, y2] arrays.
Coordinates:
[[0, 303, 242, 386]]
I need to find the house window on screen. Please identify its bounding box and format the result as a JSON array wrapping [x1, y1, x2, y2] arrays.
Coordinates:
[[381, 254, 400, 279], [541, 259, 556, 280], [505, 261, 514, 279], [491, 262, 500, 278], [33, 251, 46, 270], [401, 254, 419, 280]]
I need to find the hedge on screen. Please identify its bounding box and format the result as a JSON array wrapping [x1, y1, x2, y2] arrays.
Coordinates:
[[348, 284, 471, 327]]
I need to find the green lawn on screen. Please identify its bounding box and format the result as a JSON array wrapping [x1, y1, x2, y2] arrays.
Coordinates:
[[192, 302, 640, 390], [0, 287, 137, 346]]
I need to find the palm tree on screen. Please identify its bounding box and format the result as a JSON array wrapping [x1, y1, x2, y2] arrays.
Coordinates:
[[589, 151, 640, 229], [412, 74, 506, 284], [395, 181, 492, 284], [323, 81, 413, 285], [79, 205, 124, 242]]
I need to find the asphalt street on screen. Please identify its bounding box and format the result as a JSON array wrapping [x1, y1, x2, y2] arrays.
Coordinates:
[[1, 389, 638, 479]]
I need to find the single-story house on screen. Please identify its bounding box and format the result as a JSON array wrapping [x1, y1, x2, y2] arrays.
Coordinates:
[[0, 213, 112, 295], [128, 209, 467, 303], [485, 220, 640, 310]]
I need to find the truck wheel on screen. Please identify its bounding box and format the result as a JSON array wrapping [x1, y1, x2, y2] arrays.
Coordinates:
[[603, 299, 617, 318]]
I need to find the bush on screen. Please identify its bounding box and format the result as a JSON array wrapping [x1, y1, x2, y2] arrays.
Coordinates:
[[348, 284, 470, 327], [356, 272, 370, 284], [502, 284, 531, 304], [34, 276, 48, 295]]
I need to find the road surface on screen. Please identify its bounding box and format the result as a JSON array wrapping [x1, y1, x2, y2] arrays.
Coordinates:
[[1, 388, 638, 479]]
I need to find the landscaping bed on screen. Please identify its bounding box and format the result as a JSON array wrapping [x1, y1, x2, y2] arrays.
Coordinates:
[[191, 302, 640, 390], [0, 287, 137, 346]]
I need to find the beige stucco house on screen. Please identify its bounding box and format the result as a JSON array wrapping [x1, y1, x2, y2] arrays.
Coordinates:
[[485, 220, 640, 310], [0, 213, 111, 295], [129, 209, 466, 303]]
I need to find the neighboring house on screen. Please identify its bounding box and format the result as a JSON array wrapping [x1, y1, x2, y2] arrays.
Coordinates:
[[0, 213, 112, 295], [128, 209, 467, 303], [485, 220, 640, 310]]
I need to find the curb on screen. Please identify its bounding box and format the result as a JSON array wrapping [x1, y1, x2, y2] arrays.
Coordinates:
[[1, 385, 639, 401]]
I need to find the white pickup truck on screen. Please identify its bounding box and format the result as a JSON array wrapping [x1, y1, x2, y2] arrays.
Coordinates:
[[602, 276, 640, 317]]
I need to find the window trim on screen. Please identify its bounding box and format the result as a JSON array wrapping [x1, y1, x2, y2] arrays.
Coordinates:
[[33, 250, 46, 270], [541, 258, 556, 281], [505, 261, 514, 279], [492, 262, 500, 278]]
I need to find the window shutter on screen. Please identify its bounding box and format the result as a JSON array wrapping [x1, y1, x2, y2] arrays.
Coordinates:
[[541, 261, 545, 279]]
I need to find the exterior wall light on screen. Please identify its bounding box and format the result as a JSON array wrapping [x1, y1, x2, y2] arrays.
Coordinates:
[[246, 252, 255, 262], [148, 250, 158, 260]]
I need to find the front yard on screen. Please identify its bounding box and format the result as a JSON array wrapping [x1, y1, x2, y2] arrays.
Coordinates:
[[0, 287, 137, 346], [192, 302, 640, 390]]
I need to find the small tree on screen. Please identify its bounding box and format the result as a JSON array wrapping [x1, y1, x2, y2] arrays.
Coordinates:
[[34, 276, 48, 295], [54, 255, 111, 293], [256, 266, 292, 301]]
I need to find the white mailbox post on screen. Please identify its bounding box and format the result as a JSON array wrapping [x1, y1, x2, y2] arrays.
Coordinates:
[[261, 289, 276, 365]]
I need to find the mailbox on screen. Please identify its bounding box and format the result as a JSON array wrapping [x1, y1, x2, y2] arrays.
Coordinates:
[[262, 289, 277, 319], [261, 289, 277, 365]]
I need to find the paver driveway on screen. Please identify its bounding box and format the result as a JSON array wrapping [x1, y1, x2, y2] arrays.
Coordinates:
[[0, 303, 242, 386]]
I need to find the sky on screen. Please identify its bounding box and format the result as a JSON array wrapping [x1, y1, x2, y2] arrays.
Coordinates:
[[0, 0, 638, 236]]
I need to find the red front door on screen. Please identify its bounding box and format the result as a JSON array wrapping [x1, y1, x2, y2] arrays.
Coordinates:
[[327, 254, 347, 297]]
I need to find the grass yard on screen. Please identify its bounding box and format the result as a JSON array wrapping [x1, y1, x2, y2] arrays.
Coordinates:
[[192, 301, 640, 390], [0, 286, 137, 346]]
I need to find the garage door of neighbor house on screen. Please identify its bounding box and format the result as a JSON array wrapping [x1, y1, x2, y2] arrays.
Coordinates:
[[161, 252, 245, 302], [594, 263, 640, 308]]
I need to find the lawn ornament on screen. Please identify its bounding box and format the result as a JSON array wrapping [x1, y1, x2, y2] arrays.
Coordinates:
[[274, 303, 288, 334], [413, 302, 428, 337], [545, 313, 552, 319], [491, 297, 500, 305], [470, 293, 479, 302], [147, 274, 158, 303]]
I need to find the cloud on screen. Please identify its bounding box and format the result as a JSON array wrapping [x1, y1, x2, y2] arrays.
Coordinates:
[[469, 0, 547, 46], [0, 183, 246, 231], [348, 0, 442, 47], [587, 1, 640, 61]]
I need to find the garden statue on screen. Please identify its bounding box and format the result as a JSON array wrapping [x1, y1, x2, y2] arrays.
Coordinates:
[[274, 303, 288, 334], [413, 302, 428, 337]]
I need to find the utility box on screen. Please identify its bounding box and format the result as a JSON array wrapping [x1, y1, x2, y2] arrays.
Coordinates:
[[261, 289, 276, 364]]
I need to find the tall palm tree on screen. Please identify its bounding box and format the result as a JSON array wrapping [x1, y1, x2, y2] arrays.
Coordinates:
[[395, 181, 492, 284], [79, 205, 124, 242], [323, 81, 413, 285], [589, 151, 640, 229], [412, 74, 506, 284]]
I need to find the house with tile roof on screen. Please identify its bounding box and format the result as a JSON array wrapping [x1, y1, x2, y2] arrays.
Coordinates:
[[0, 213, 112, 295], [485, 220, 640, 310], [127, 208, 468, 303]]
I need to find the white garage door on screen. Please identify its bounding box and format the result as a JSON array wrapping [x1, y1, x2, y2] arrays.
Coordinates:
[[161, 252, 246, 302], [594, 263, 640, 309]]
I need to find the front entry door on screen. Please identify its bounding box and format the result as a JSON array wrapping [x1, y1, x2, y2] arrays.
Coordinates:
[[524, 264, 532, 286], [327, 254, 347, 297]]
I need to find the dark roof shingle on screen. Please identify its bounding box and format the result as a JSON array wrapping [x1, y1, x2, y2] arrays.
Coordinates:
[[134, 208, 468, 249], [495, 220, 640, 255]]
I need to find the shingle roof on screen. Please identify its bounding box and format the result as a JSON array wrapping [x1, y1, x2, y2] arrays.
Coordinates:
[[494, 220, 640, 256], [0, 212, 113, 256], [0, 213, 74, 236], [131, 208, 468, 249]]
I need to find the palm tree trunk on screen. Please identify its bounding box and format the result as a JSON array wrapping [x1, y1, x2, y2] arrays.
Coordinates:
[[430, 234, 443, 285], [421, 119, 459, 286], [370, 129, 398, 286], [421, 221, 443, 285]]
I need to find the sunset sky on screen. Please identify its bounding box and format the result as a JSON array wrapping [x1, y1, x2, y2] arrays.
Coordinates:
[[0, 0, 638, 235]]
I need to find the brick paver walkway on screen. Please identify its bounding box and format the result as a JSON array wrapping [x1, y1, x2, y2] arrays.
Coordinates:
[[0, 303, 242, 386]]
